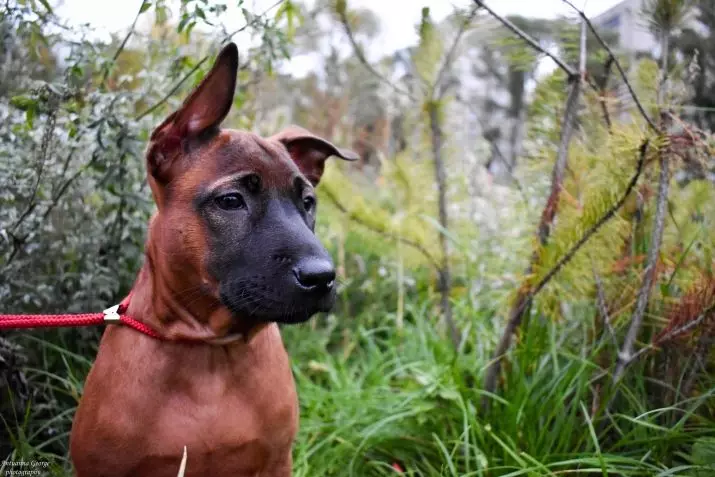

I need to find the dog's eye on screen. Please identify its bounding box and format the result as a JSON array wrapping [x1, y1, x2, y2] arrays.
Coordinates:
[[215, 193, 246, 210], [303, 196, 316, 212]]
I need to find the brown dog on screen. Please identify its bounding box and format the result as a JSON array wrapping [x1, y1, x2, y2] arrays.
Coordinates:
[[69, 42, 357, 477]]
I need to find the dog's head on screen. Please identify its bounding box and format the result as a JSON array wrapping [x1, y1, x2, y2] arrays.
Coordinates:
[[144, 43, 357, 329]]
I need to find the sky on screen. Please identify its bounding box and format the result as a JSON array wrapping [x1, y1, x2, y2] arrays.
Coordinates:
[[54, 0, 626, 76]]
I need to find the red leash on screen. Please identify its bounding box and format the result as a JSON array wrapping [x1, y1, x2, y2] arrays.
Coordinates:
[[0, 293, 163, 339]]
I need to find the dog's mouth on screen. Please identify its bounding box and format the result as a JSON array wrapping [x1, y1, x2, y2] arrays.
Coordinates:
[[218, 276, 335, 325]]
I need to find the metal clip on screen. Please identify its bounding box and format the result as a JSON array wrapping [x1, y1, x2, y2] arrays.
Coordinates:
[[103, 304, 121, 323]]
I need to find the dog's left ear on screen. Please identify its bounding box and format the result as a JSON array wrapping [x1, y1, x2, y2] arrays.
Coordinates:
[[147, 42, 239, 182], [271, 125, 359, 186]]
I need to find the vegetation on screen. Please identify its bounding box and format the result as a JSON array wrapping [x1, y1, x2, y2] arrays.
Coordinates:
[[1, 0, 714, 475]]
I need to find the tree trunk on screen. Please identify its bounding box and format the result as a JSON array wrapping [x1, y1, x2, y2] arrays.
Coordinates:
[[428, 101, 460, 348]]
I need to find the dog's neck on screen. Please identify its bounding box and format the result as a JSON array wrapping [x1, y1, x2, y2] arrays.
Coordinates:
[[123, 221, 266, 345]]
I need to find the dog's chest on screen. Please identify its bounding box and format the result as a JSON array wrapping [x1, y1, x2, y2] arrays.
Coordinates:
[[71, 326, 298, 477]]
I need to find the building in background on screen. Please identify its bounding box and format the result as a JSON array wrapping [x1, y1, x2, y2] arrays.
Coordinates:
[[593, 0, 659, 55]]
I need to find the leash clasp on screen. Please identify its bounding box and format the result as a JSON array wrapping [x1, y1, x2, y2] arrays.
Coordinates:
[[103, 304, 121, 323]]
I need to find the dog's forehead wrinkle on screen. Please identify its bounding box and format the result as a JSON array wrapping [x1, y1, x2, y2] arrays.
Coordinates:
[[199, 130, 299, 189]]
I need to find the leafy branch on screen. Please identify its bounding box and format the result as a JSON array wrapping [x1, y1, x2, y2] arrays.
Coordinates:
[[135, 0, 285, 120], [321, 187, 440, 270], [473, 0, 577, 78], [561, 0, 659, 132], [482, 139, 649, 407]]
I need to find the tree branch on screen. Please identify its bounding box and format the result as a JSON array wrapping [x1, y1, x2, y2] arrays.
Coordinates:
[[101, 0, 149, 87], [135, 0, 285, 121], [594, 267, 619, 349], [612, 153, 669, 385], [473, 0, 576, 78], [611, 22, 673, 389], [433, 6, 479, 100], [335, 3, 415, 101], [560, 0, 659, 132], [627, 301, 714, 366]]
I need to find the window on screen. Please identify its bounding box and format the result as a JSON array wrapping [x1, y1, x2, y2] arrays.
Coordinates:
[[601, 14, 621, 29]]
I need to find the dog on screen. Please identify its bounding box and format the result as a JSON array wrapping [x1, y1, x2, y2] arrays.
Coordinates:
[[69, 42, 358, 477]]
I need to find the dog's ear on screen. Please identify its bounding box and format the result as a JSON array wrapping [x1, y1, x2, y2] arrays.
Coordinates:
[[271, 125, 359, 186], [147, 42, 239, 181]]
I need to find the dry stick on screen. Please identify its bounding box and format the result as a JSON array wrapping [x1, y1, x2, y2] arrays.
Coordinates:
[[561, 0, 659, 133], [481, 18, 587, 406], [611, 30, 672, 387], [473, 0, 577, 79], [593, 268, 619, 350], [628, 301, 714, 366], [135, 0, 285, 120], [594, 56, 614, 132], [680, 322, 714, 399], [588, 298, 713, 385], [336, 3, 415, 100], [612, 154, 669, 385]]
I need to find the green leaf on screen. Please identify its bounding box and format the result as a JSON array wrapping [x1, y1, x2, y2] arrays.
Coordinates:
[[26, 106, 36, 129], [185, 21, 197, 38], [178, 12, 190, 32], [10, 95, 37, 111], [37, 0, 53, 13], [139, 1, 152, 14]]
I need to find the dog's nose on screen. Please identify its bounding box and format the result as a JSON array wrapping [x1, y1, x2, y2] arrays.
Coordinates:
[[293, 259, 336, 291]]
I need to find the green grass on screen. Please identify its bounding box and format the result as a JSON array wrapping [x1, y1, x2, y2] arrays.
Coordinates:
[[282, 302, 715, 476], [2, 298, 714, 476]]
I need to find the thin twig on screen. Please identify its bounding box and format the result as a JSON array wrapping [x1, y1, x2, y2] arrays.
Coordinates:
[[473, 0, 576, 78], [593, 267, 619, 349], [561, 0, 659, 132], [321, 188, 440, 270], [9, 92, 58, 236], [588, 301, 714, 388], [136, 59, 209, 120], [135, 0, 284, 120], [627, 301, 714, 365], [538, 75, 581, 244], [336, 3, 414, 100], [433, 5, 479, 100], [594, 56, 614, 131], [101, 0, 149, 87]]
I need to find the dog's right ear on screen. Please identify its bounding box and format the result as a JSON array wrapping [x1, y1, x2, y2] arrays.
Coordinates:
[[146, 42, 239, 182]]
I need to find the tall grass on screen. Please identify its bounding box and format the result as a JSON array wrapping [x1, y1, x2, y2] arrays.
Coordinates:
[[2, 294, 714, 476], [284, 299, 714, 476]]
